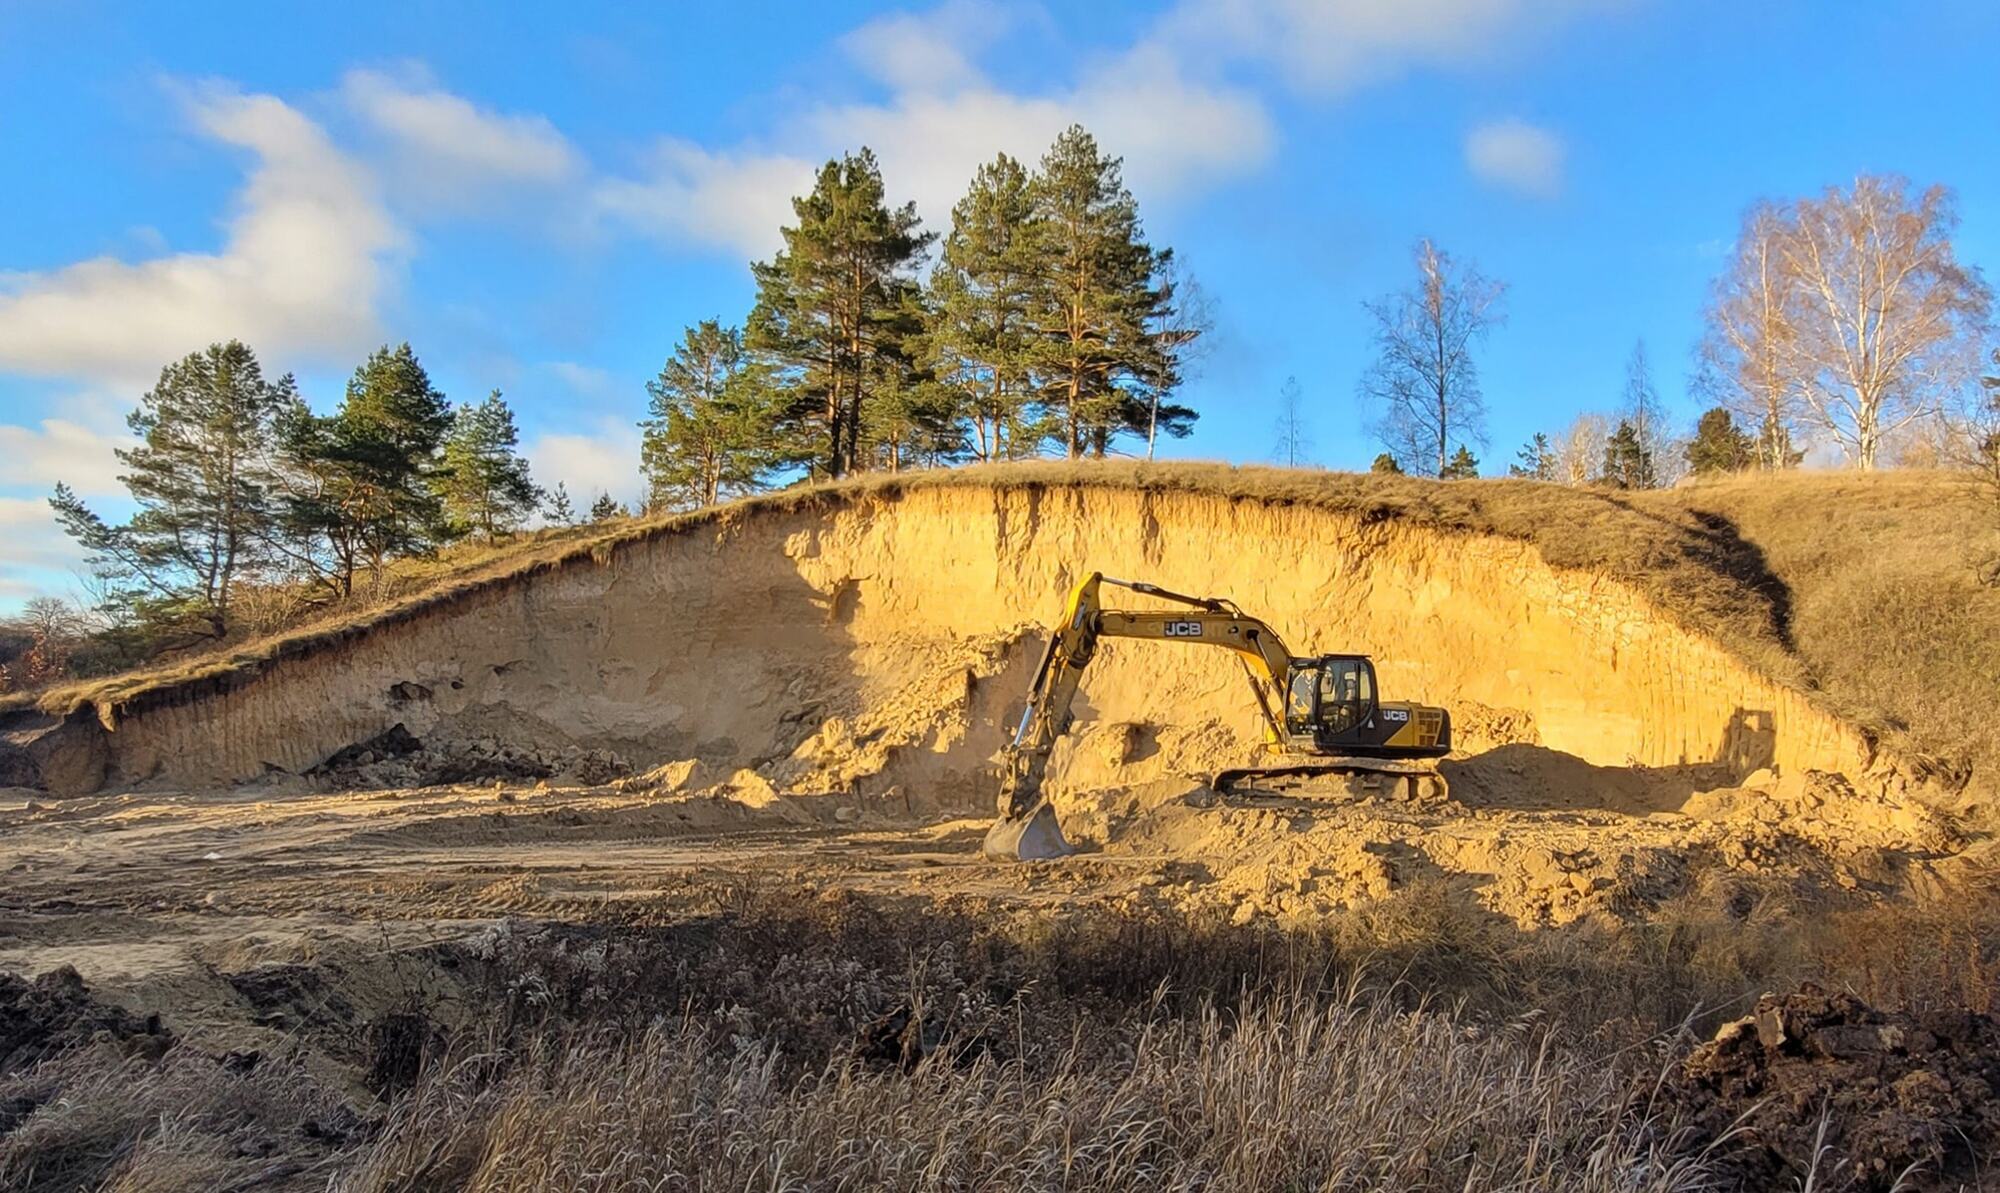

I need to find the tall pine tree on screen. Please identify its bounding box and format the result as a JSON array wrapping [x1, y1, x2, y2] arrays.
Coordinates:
[[274, 343, 453, 594], [641, 320, 777, 510], [925, 153, 1041, 461], [437, 391, 541, 541], [1026, 126, 1175, 458], [51, 341, 291, 639], [747, 149, 932, 478]]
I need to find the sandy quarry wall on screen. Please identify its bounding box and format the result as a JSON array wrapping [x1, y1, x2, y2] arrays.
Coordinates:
[[25, 483, 1882, 798]]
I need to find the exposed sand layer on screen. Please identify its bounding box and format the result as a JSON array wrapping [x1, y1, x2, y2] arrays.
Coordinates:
[[2, 482, 1926, 811]]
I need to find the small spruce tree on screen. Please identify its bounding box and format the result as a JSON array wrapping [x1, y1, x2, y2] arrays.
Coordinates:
[[1685, 407, 1757, 476], [1601, 420, 1657, 489], [543, 482, 576, 526], [1440, 444, 1480, 479]]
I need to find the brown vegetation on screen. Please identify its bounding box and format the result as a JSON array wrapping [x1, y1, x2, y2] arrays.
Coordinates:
[[3, 879, 1999, 1192]]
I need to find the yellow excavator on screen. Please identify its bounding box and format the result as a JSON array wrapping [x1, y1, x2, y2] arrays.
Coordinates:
[[985, 572, 1452, 860]]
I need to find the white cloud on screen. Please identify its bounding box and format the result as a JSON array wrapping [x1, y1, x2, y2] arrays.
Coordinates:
[[599, 37, 1272, 258], [594, 141, 817, 259], [1153, 0, 1616, 94], [525, 419, 644, 508], [540, 361, 618, 399], [0, 416, 131, 496], [838, 0, 1018, 95], [0, 83, 399, 387], [342, 67, 580, 207], [1464, 117, 1565, 198], [0, 497, 89, 608]]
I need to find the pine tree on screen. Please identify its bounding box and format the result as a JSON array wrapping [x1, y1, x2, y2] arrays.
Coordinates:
[[50, 341, 290, 639], [864, 363, 965, 471], [1601, 420, 1656, 489], [437, 391, 541, 541], [747, 149, 933, 479], [1026, 125, 1176, 458], [1685, 407, 1756, 476], [1440, 444, 1481, 479], [642, 321, 779, 510], [1370, 453, 1403, 475], [925, 153, 1042, 461], [588, 493, 625, 522], [273, 343, 453, 594], [1508, 432, 1557, 480], [544, 482, 576, 526]]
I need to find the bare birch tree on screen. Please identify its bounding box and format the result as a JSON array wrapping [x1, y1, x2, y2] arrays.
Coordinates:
[[1699, 202, 1805, 469], [1360, 240, 1505, 477], [1272, 375, 1312, 466], [1554, 412, 1607, 486], [1620, 340, 1683, 486], [1774, 176, 1990, 470]]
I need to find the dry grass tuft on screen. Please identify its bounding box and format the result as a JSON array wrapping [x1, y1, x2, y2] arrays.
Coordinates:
[[343, 993, 1711, 1193], [4, 879, 2000, 1190]]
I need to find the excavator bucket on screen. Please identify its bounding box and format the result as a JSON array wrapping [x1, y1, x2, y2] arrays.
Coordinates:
[[982, 800, 1073, 861]]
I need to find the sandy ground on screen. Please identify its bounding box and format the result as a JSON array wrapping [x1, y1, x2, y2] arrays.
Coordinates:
[[2, 749, 1979, 1049]]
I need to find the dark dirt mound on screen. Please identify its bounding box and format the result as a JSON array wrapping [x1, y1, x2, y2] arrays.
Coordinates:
[[305, 724, 627, 789], [1669, 985, 2000, 1191], [0, 966, 171, 1076]]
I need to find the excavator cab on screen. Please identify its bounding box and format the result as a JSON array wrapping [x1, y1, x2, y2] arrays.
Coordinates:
[[1286, 656, 1375, 739], [1281, 654, 1448, 758]]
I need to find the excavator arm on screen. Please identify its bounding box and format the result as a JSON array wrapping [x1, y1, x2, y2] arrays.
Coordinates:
[[984, 572, 1299, 860]]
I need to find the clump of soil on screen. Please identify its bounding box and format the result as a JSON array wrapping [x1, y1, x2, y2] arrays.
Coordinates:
[[1669, 985, 2000, 1191], [308, 724, 628, 789], [0, 966, 171, 1076]]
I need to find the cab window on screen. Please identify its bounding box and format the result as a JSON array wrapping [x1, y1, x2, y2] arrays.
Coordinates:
[[1317, 660, 1373, 733], [1287, 669, 1317, 724]]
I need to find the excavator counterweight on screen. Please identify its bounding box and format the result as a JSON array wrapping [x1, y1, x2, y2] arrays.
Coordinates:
[[983, 572, 1452, 861]]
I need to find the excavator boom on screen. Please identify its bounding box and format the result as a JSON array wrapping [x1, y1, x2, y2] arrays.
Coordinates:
[[984, 572, 1451, 861]]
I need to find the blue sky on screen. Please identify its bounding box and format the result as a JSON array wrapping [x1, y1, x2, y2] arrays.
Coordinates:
[[3, 0, 1998, 607]]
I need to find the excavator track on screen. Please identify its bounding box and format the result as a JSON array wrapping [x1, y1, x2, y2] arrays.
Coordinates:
[[1212, 756, 1449, 803]]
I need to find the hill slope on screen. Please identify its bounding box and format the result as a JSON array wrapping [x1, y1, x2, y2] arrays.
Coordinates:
[[4, 462, 1990, 817]]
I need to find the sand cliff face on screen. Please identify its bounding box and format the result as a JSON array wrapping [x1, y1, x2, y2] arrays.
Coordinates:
[[18, 483, 1885, 802]]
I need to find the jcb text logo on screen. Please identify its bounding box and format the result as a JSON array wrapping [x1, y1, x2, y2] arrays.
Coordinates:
[[1163, 621, 1204, 637]]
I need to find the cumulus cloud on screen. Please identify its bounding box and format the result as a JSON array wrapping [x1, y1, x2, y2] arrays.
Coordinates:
[[0, 84, 399, 386], [0, 416, 130, 495], [0, 497, 90, 606], [1464, 117, 1565, 197], [525, 419, 645, 508], [593, 141, 817, 259], [599, 27, 1272, 257], [837, 0, 1020, 95], [1152, 0, 1615, 94], [342, 67, 580, 208]]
